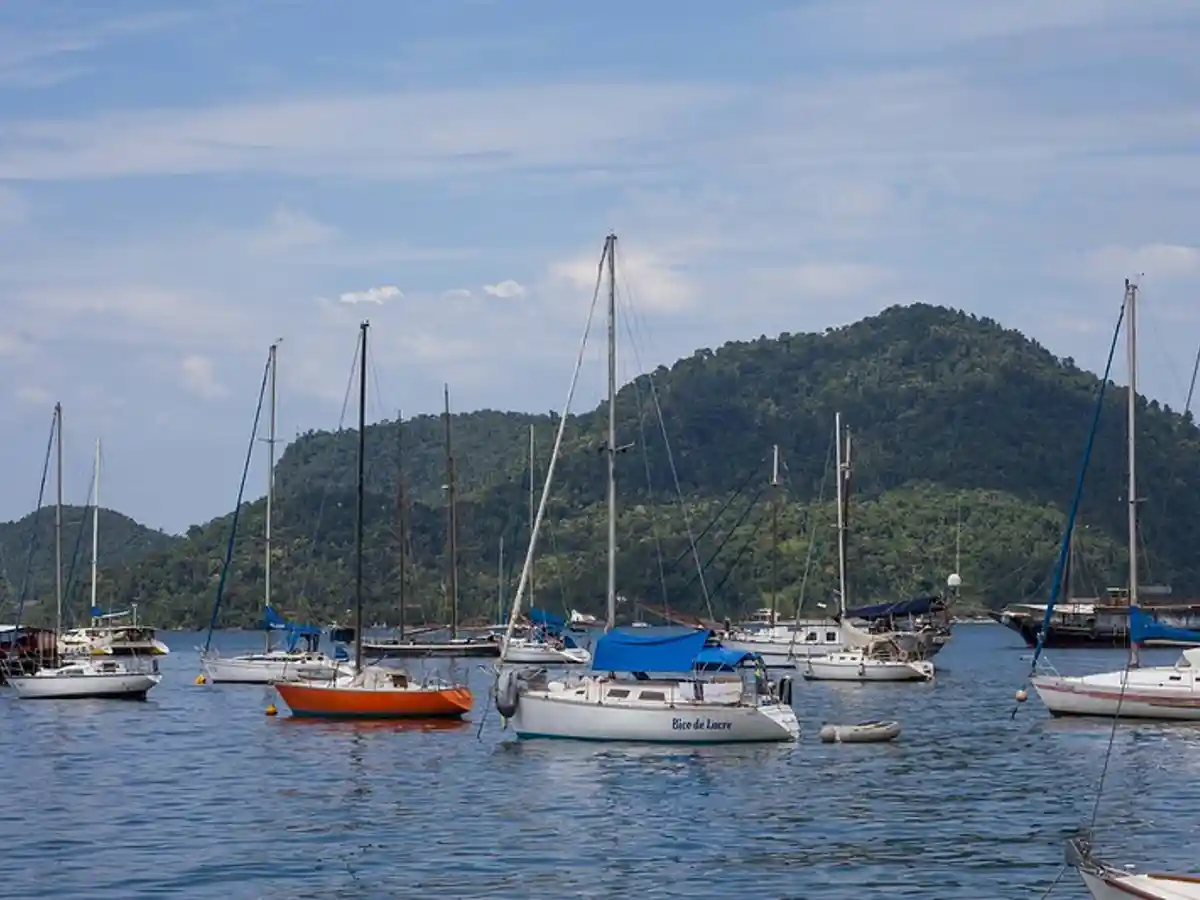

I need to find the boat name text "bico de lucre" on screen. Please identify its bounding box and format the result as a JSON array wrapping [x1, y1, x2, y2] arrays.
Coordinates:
[[671, 717, 734, 731]]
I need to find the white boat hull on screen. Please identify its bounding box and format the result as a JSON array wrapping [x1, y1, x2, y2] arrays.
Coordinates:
[[508, 677, 799, 743], [1031, 668, 1200, 721], [803, 655, 934, 682], [501, 639, 591, 665], [202, 653, 343, 684], [8, 669, 161, 699], [1079, 865, 1200, 899]]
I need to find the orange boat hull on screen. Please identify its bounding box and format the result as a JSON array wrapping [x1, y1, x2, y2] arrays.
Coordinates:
[[273, 682, 473, 719]]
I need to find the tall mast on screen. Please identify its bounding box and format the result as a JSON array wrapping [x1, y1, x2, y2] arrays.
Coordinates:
[[1125, 278, 1140, 668], [529, 423, 535, 608], [770, 444, 780, 626], [54, 403, 63, 640], [834, 413, 848, 616], [497, 536, 505, 625], [90, 438, 100, 627], [264, 341, 277, 653], [353, 322, 367, 675], [444, 385, 459, 640], [396, 411, 407, 641], [605, 233, 618, 632]]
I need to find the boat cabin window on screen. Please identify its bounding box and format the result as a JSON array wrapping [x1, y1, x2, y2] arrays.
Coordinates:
[[805, 632, 817, 642], [389, 673, 409, 688], [638, 690, 666, 702], [607, 688, 630, 698], [826, 632, 837, 642]]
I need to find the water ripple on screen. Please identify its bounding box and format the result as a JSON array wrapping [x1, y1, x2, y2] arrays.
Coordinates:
[[2, 627, 1198, 898]]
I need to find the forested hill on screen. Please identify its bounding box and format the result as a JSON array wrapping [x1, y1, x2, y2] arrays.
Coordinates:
[[6, 303, 1199, 630]]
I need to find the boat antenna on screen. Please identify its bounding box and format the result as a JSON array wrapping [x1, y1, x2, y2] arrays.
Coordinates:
[[354, 321, 368, 674]]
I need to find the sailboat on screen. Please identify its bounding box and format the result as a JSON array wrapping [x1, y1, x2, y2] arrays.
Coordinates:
[[360, 390, 501, 660], [803, 413, 935, 683], [501, 424, 592, 666], [200, 342, 342, 684], [721, 445, 848, 666], [493, 233, 799, 743], [1031, 280, 1200, 720], [272, 321, 474, 719], [8, 413, 162, 700]]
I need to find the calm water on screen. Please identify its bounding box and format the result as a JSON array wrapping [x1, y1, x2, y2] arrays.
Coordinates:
[[2, 624, 1199, 899]]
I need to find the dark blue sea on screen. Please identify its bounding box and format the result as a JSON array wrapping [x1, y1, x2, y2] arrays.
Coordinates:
[[2, 624, 1198, 899]]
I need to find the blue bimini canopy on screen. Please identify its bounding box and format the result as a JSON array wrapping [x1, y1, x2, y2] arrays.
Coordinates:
[[529, 607, 566, 634], [693, 646, 762, 672], [1131, 606, 1200, 646], [845, 594, 943, 621], [264, 605, 322, 650], [591, 628, 715, 673]]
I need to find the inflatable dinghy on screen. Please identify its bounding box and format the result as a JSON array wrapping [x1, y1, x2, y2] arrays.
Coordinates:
[[818, 720, 901, 744]]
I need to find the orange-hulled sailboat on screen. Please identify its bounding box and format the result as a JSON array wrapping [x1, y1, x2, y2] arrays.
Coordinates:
[[271, 321, 474, 720]]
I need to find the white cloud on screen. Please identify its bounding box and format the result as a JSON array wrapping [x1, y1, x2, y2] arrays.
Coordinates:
[[547, 244, 695, 314], [441, 288, 473, 301], [338, 285, 402, 305], [1084, 244, 1200, 284], [482, 279, 526, 299], [250, 208, 337, 252], [179, 354, 226, 399]]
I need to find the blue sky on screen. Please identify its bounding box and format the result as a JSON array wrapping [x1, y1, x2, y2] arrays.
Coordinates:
[[1, 0, 1199, 534]]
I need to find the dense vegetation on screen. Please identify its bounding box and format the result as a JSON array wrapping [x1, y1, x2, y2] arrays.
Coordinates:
[[5, 304, 1197, 630]]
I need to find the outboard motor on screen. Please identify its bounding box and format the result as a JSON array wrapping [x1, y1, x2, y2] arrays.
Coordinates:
[[495, 668, 521, 718], [776, 675, 793, 707]]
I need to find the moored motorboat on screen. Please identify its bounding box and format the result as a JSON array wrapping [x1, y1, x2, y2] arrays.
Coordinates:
[[8, 657, 161, 700]]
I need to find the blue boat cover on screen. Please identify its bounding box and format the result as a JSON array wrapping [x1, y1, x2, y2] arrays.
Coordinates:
[[1131, 606, 1200, 645], [529, 607, 566, 634], [693, 646, 761, 671], [591, 627, 715, 673], [845, 594, 942, 621], [264, 605, 322, 650]]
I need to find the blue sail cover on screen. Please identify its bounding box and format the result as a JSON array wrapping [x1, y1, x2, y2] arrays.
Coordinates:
[[1131, 606, 1200, 646], [591, 628, 715, 673], [529, 607, 566, 634], [845, 595, 942, 621]]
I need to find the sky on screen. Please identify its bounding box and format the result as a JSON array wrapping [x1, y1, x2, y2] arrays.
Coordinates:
[[1, 0, 1199, 535]]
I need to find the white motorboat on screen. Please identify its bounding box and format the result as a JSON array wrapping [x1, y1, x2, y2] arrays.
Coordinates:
[[59, 613, 171, 658], [492, 234, 797, 744], [721, 618, 845, 667], [202, 649, 346, 683], [499, 631, 798, 743], [197, 343, 340, 685], [501, 636, 591, 665], [803, 646, 935, 682], [8, 657, 161, 700]]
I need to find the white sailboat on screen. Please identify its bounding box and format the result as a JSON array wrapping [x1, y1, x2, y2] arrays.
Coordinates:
[[803, 413, 935, 683], [494, 233, 799, 743], [500, 424, 592, 667], [1031, 280, 1200, 720], [9, 415, 162, 701], [201, 343, 341, 684]]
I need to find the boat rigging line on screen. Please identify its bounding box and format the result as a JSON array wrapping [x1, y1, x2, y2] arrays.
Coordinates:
[[11, 410, 58, 629], [202, 348, 272, 655]]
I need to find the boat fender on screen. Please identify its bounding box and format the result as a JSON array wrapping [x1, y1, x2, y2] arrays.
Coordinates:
[[776, 675, 793, 707], [858, 661, 865, 677], [495, 668, 520, 718]]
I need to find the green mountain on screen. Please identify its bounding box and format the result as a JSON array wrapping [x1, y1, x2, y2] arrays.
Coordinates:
[[9, 303, 1198, 629], [0, 506, 182, 625]]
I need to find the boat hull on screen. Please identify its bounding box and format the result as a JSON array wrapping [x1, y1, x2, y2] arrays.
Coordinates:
[[501, 641, 591, 665], [202, 653, 342, 684], [361, 640, 500, 659], [802, 657, 934, 682], [7, 671, 162, 700], [1031, 672, 1200, 721], [272, 681, 474, 718], [510, 692, 798, 743]]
